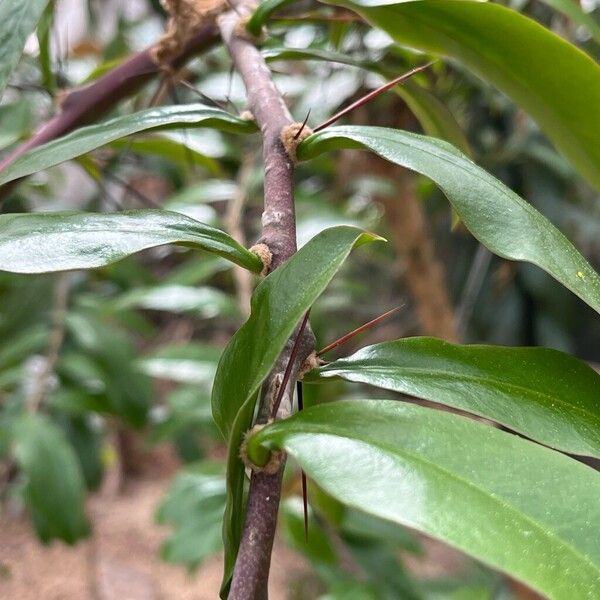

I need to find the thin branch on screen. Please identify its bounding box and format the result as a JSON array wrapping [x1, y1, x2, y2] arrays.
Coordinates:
[[219, 4, 315, 598], [226, 150, 256, 315], [0, 23, 218, 193]]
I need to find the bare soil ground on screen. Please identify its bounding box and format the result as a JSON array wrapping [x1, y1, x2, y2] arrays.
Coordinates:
[[0, 441, 310, 600]]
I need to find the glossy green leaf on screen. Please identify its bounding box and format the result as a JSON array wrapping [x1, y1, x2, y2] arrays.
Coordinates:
[[0, 104, 257, 185], [0, 0, 51, 98], [212, 226, 381, 595], [248, 400, 600, 600], [314, 337, 600, 457], [0, 210, 262, 274], [298, 126, 600, 314], [12, 414, 90, 544], [325, 0, 600, 189]]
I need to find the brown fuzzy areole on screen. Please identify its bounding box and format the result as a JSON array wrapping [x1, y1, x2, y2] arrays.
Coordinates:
[[240, 424, 284, 475], [239, 110, 255, 122], [280, 122, 314, 163], [250, 243, 272, 276], [298, 351, 319, 379]]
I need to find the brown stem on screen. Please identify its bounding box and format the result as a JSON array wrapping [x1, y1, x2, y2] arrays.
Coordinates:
[[219, 4, 315, 599], [0, 23, 218, 191]]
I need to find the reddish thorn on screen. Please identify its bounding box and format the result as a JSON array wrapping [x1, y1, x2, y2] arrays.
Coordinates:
[[293, 108, 312, 140], [317, 305, 403, 357], [297, 380, 309, 541], [270, 311, 311, 419], [313, 62, 436, 133], [301, 470, 309, 542]]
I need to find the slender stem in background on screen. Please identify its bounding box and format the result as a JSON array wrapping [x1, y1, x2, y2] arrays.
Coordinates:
[[219, 3, 315, 598], [0, 24, 219, 194], [226, 150, 256, 316]]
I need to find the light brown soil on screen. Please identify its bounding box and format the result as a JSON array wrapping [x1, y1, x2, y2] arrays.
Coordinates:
[[0, 473, 308, 600]]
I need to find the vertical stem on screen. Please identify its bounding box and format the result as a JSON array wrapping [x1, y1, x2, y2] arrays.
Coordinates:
[[219, 4, 315, 599]]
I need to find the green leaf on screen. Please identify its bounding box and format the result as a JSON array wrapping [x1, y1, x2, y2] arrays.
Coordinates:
[[0, 210, 262, 274], [248, 400, 600, 600], [325, 0, 600, 190], [298, 126, 600, 314], [313, 337, 600, 457], [157, 463, 226, 569], [212, 226, 381, 595], [12, 413, 90, 544], [0, 0, 51, 98], [0, 104, 257, 186]]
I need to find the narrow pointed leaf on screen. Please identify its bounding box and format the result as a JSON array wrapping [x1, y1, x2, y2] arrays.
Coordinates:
[[248, 400, 600, 600], [13, 414, 90, 544], [211, 226, 381, 594], [0, 210, 262, 274], [298, 126, 600, 314], [0, 104, 257, 186], [325, 0, 600, 189], [0, 0, 51, 98], [313, 337, 600, 457]]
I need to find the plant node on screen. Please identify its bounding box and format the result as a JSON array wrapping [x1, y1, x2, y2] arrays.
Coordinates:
[[250, 243, 272, 276], [299, 351, 319, 379], [240, 424, 284, 474], [280, 122, 314, 163]]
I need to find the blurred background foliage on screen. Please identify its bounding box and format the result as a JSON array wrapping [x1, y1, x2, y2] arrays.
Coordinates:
[[0, 0, 599, 598]]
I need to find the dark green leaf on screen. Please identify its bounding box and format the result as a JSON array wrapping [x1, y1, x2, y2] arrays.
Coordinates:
[[0, 104, 257, 185], [298, 126, 600, 313], [325, 0, 600, 189], [0, 0, 51, 98], [248, 400, 600, 600], [0, 210, 262, 274], [314, 337, 600, 457], [12, 414, 90, 543], [212, 226, 381, 594]]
